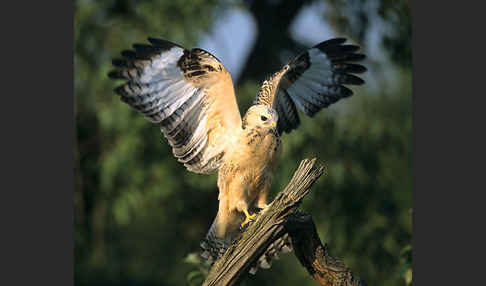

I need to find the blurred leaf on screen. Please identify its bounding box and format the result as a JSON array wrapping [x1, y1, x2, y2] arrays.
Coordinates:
[[184, 252, 203, 266], [187, 270, 205, 286]]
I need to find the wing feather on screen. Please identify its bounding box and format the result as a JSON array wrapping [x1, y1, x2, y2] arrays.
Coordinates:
[[255, 38, 366, 134], [109, 38, 241, 174]]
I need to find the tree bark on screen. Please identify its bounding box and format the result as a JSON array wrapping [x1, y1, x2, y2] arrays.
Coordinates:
[[202, 158, 366, 286], [287, 212, 367, 286]]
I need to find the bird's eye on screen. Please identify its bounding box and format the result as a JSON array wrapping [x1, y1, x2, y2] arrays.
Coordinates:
[[261, 115, 268, 121]]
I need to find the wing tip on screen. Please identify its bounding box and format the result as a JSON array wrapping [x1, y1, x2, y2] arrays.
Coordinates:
[[107, 70, 122, 80], [340, 85, 354, 97], [345, 74, 365, 85], [147, 37, 184, 50], [354, 64, 368, 73], [333, 63, 368, 75], [313, 37, 348, 49], [114, 38, 184, 62], [112, 58, 127, 67], [120, 49, 137, 59], [313, 37, 364, 57]]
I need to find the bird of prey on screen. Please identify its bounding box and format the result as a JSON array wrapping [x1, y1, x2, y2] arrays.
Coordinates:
[[108, 37, 366, 269]]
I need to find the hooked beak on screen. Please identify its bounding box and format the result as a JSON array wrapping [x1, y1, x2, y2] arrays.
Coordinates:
[[271, 121, 277, 127]]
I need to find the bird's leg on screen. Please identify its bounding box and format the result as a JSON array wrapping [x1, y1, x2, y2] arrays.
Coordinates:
[[235, 199, 256, 228], [241, 208, 257, 228]]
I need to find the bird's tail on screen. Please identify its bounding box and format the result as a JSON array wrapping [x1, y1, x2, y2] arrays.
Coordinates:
[[200, 214, 293, 274], [200, 215, 232, 265]]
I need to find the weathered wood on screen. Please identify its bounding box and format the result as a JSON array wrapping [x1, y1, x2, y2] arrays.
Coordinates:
[[287, 212, 367, 286], [201, 158, 366, 286]]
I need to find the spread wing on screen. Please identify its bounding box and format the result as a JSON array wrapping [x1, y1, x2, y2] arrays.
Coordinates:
[[108, 38, 242, 174], [255, 38, 367, 134]]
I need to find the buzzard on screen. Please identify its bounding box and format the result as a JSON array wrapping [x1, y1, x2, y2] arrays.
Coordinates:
[[108, 37, 366, 271]]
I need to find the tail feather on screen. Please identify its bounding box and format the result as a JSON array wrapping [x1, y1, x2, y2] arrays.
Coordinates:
[[200, 238, 228, 266], [200, 214, 293, 274], [200, 214, 232, 265]]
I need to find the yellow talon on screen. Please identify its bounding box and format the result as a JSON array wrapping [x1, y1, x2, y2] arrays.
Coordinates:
[[257, 203, 269, 210], [241, 209, 257, 228]]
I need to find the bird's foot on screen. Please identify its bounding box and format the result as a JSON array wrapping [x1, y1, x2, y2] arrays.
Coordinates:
[[241, 209, 257, 228], [257, 203, 269, 211]]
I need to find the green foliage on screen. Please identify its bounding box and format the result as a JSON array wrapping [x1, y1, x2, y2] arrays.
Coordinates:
[[75, 1, 412, 285], [400, 243, 413, 285], [184, 252, 210, 286]]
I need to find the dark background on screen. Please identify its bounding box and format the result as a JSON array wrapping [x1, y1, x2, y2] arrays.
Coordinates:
[[74, 0, 412, 285]]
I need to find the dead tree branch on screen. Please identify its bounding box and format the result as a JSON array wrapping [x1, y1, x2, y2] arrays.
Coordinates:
[[287, 212, 367, 286], [202, 158, 366, 286]]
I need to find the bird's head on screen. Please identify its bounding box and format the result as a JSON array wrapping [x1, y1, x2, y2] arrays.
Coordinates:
[[242, 104, 278, 131]]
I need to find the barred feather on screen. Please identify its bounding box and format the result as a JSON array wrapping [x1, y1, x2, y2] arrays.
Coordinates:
[[109, 38, 241, 174], [200, 216, 293, 275], [275, 90, 300, 134], [255, 38, 367, 134]]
